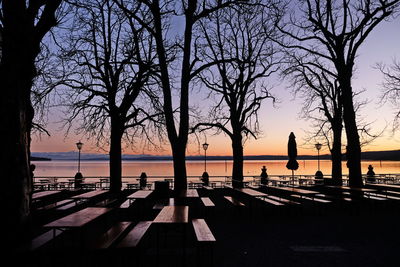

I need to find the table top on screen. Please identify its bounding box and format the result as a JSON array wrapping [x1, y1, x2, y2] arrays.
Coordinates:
[[236, 188, 268, 197], [153, 206, 189, 224], [127, 190, 153, 199], [44, 207, 111, 228], [179, 189, 199, 198], [277, 187, 319, 195], [71, 190, 108, 199], [32, 190, 61, 200]]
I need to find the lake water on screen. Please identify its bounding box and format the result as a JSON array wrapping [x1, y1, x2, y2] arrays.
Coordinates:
[[32, 159, 400, 178]]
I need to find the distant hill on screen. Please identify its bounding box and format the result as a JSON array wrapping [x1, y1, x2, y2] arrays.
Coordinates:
[[31, 156, 51, 161], [31, 149, 400, 161], [358, 150, 400, 161]]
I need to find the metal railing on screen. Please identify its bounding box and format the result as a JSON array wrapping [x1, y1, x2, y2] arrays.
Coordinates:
[[32, 173, 400, 191]]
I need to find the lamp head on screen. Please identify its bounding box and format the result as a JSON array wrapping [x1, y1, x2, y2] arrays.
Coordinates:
[[76, 141, 83, 150], [202, 142, 209, 151], [315, 143, 322, 151]]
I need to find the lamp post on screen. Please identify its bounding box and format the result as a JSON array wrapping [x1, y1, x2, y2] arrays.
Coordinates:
[[202, 142, 209, 186], [202, 142, 209, 172], [76, 141, 83, 173], [315, 143, 322, 171], [314, 142, 323, 182]]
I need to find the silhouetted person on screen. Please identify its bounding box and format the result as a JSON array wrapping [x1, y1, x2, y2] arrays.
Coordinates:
[[140, 172, 147, 189], [74, 172, 83, 189], [30, 164, 36, 178], [366, 165, 376, 183], [75, 172, 83, 189], [201, 172, 209, 186], [260, 166, 268, 185], [29, 164, 36, 194]]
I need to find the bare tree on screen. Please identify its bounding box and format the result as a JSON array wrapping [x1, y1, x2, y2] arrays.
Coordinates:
[[275, 0, 400, 187], [192, 2, 279, 188], [117, 0, 244, 192], [56, 0, 162, 192], [0, 0, 63, 247], [378, 59, 400, 130], [284, 56, 344, 185]]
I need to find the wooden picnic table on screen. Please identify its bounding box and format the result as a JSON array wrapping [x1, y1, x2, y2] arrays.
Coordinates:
[[34, 182, 59, 190], [178, 189, 199, 198], [45, 207, 112, 229], [71, 190, 108, 201], [126, 183, 139, 189], [71, 190, 108, 200], [236, 188, 268, 197], [188, 182, 204, 189], [263, 178, 291, 186], [32, 190, 61, 203], [153, 205, 189, 263], [153, 206, 189, 224], [276, 187, 319, 195], [44, 207, 112, 246], [127, 190, 153, 199], [32, 190, 62, 200]]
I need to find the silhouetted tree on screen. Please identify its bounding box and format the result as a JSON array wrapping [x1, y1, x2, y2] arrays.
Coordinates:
[[56, 0, 162, 192], [284, 57, 344, 185], [117, 0, 244, 192], [378, 59, 400, 130], [276, 0, 400, 187], [0, 0, 63, 247], [192, 2, 279, 188]]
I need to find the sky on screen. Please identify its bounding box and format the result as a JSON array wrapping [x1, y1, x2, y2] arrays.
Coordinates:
[[31, 8, 400, 157]]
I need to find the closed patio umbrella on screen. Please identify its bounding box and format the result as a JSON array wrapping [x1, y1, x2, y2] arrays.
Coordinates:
[[286, 132, 299, 186]]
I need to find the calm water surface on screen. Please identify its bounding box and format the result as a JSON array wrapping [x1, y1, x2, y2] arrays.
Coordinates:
[[32, 159, 400, 178]]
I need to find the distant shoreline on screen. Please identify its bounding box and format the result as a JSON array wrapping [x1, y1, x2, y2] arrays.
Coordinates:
[[31, 149, 400, 161]]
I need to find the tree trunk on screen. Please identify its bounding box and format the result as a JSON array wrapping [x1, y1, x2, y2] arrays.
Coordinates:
[[231, 134, 244, 188], [0, 28, 36, 249], [109, 117, 123, 193], [172, 142, 188, 192], [331, 119, 343, 186], [341, 78, 363, 187]]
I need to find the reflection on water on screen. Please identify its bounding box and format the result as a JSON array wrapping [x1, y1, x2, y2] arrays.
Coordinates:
[[32, 160, 400, 177]]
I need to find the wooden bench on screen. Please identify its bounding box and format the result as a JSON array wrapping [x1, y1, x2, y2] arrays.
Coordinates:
[[116, 221, 152, 248], [267, 195, 300, 205], [55, 201, 80, 211], [385, 190, 400, 196], [119, 199, 134, 209], [27, 229, 62, 250], [224, 196, 245, 206], [90, 221, 132, 249], [95, 198, 118, 207], [257, 196, 285, 206], [201, 197, 215, 207], [248, 185, 260, 190], [36, 199, 75, 211], [366, 194, 387, 201], [192, 219, 216, 266], [315, 193, 352, 202], [375, 193, 400, 200], [152, 198, 176, 210], [291, 194, 331, 203], [192, 219, 216, 242]]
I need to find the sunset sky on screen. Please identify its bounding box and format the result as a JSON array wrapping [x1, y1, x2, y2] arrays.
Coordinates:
[[31, 17, 400, 157]]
